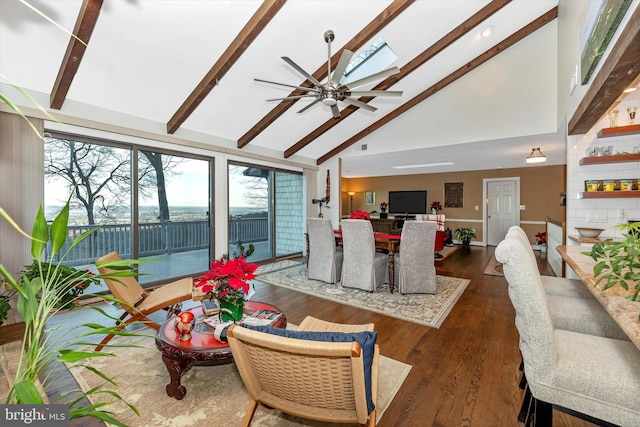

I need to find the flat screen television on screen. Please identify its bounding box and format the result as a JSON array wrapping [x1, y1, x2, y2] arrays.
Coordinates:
[[388, 190, 427, 214]]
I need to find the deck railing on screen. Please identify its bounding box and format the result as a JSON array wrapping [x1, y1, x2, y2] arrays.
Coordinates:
[[48, 217, 269, 265]]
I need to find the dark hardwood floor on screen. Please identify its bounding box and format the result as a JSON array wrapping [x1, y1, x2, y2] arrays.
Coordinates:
[[1, 246, 597, 426]]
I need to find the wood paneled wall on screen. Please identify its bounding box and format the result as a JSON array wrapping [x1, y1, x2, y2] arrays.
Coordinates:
[[0, 112, 44, 324]]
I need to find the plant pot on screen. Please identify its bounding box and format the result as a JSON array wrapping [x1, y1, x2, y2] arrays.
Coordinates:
[[380, 212, 388, 219], [462, 239, 470, 247], [219, 297, 245, 322]]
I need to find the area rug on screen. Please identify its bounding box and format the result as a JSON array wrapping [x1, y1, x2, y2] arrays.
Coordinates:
[[435, 245, 458, 262], [257, 265, 470, 328], [64, 335, 411, 427], [483, 255, 504, 276]]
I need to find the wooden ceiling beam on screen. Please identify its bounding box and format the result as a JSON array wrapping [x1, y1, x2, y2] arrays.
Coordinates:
[[317, 7, 558, 165], [568, 5, 640, 135], [236, 0, 414, 149], [166, 0, 286, 135], [50, 0, 103, 110], [284, 0, 512, 158]]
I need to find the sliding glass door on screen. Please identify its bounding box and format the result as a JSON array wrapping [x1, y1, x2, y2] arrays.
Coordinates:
[[228, 163, 303, 262], [44, 134, 213, 291], [137, 150, 212, 283]]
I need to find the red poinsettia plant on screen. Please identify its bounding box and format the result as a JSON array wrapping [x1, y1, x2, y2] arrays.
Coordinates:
[[535, 231, 547, 245], [430, 201, 442, 211], [349, 210, 371, 220], [195, 255, 258, 300], [379, 202, 389, 212]]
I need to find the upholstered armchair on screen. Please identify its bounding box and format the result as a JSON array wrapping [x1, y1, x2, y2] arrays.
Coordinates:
[[340, 219, 387, 292], [495, 237, 640, 426], [395, 221, 437, 294], [227, 316, 379, 426], [306, 218, 343, 283]]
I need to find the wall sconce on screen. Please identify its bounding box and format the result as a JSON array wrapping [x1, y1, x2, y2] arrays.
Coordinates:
[[526, 147, 546, 164], [347, 191, 356, 213]]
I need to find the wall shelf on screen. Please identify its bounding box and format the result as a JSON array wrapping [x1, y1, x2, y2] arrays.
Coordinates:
[[579, 153, 640, 165], [596, 124, 640, 138], [579, 191, 640, 199]]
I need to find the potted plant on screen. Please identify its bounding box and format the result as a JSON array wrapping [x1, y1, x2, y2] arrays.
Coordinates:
[[583, 222, 640, 319], [430, 201, 442, 215], [535, 231, 547, 254], [0, 196, 143, 424], [0, 288, 14, 325], [379, 202, 389, 219], [454, 226, 476, 246]]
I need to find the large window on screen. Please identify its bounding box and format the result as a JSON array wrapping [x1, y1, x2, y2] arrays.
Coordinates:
[[228, 163, 303, 262], [44, 134, 213, 290]]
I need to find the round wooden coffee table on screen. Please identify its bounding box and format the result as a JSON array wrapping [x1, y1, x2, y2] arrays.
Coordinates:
[[155, 301, 286, 400]]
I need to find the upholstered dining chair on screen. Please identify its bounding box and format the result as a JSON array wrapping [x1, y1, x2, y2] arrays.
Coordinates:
[[340, 219, 387, 292], [506, 226, 628, 340], [95, 251, 193, 351], [495, 237, 640, 427], [395, 221, 437, 294], [306, 218, 343, 283], [227, 316, 379, 426], [506, 226, 592, 299]]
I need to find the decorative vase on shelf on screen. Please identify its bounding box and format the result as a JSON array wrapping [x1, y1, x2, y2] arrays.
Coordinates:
[[380, 210, 388, 219], [219, 296, 245, 322], [432, 208, 437, 215]]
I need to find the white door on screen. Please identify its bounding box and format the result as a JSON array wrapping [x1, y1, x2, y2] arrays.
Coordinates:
[[486, 179, 518, 246]]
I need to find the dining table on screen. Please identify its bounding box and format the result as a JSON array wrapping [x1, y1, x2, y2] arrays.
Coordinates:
[[334, 230, 401, 293], [557, 244, 640, 349]]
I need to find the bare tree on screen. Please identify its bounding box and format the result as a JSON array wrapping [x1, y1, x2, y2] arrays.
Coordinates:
[[45, 138, 130, 224], [45, 138, 182, 225]]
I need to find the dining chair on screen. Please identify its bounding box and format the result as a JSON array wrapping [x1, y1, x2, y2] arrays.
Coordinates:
[[340, 219, 387, 292], [495, 237, 640, 427], [306, 218, 343, 283], [506, 226, 627, 340], [506, 226, 592, 299], [94, 251, 193, 351], [395, 221, 437, 294], [227, 316, 379, 426]]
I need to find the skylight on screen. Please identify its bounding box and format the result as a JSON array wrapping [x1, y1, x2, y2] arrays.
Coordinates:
[[340, 38, 398, 86]]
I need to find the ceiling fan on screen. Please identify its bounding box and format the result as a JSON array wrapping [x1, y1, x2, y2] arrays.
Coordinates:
[[255, 30, 402, 118]]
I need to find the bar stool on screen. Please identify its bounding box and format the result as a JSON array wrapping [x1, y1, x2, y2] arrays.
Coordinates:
[[496, 237, 640, 427]]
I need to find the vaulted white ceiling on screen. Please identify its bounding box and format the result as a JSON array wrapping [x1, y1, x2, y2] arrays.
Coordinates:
[[1, 0, 627, 178]]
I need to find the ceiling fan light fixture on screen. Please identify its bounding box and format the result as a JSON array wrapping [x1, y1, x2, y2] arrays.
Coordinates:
[[526, 147, 546, 163], [322, 97, 337, 106]]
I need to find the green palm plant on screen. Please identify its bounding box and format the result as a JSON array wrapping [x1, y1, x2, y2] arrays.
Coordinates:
[[0, 195, 146, 425]]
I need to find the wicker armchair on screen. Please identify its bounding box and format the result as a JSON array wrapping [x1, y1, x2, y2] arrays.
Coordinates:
[[95, 251, 193, 351], [227, 316, 379, 426]]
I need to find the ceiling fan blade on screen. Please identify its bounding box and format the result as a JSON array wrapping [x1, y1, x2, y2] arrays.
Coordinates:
[[347, 90, 403, 97], [281, 57, 323, 87], [297, 98, 321, 114], [342, 97, 377, 112], [344, 66, 401, 90], [331, 104, 341, 118], [330, 50, 353, 85], [254, 78, 320, 93], [267, 95, 318, 102]]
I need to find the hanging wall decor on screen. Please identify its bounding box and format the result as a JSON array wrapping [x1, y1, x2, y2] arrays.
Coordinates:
[[445, 182, 463, 208]]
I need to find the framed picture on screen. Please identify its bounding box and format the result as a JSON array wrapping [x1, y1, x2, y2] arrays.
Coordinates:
[[365, 191, 375, 205], [580, 0, 632, 84], [445, 182, 463, 208]]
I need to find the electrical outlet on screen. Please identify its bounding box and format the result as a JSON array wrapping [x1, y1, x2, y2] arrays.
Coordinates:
[[618, 209, 626, 221]]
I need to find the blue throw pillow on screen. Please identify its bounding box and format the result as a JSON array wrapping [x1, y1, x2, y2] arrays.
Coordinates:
[[243, 324, 377, 413]]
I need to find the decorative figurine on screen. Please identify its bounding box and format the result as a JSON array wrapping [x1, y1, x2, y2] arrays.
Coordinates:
[[175, 311, 195, 341]]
